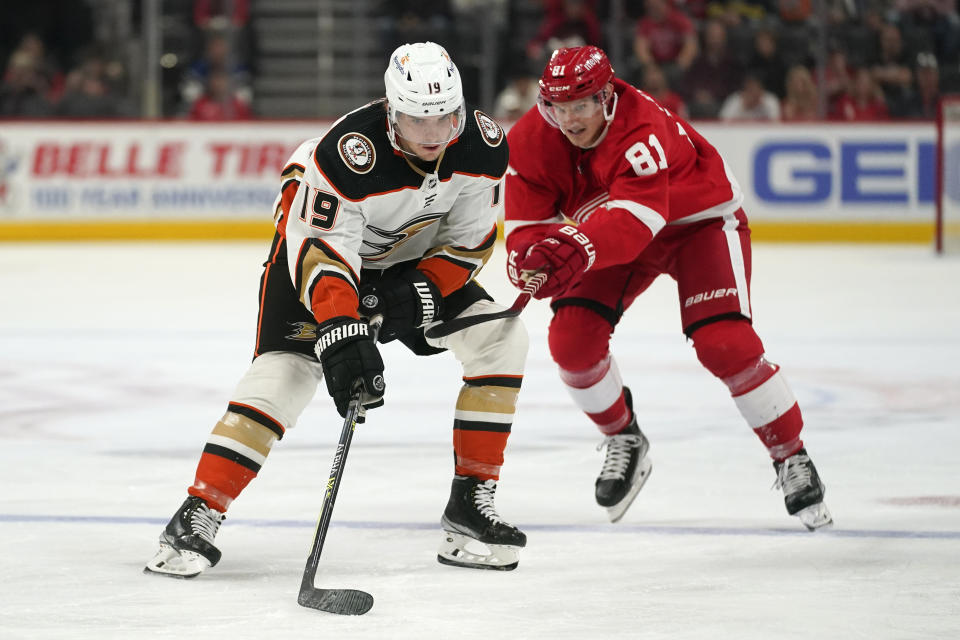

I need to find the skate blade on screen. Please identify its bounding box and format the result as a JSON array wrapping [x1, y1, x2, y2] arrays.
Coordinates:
[[606, 457, 653, 524], [143, 543, 210, 579], [797, 502, 834, 531], [437, 531, 520, 571]]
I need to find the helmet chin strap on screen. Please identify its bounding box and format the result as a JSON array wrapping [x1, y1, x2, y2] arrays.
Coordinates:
[[582, 91, 618, 150]]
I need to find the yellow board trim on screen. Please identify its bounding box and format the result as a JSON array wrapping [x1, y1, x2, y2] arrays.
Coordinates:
[[0, 219, 935, 243], [0, 220, 275, 242], [495, 220, 934, 244], [748, 221, 935, 244]]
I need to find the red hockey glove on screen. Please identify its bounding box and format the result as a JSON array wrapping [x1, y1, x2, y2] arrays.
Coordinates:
[[506, 245, 527, 290], [518, 225, 596, 299]]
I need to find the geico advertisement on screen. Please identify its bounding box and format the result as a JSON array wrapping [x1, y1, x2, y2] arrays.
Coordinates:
[[699, 123, 936, 221], [0, 121, 941, 221], [0, 122, 318, 219]]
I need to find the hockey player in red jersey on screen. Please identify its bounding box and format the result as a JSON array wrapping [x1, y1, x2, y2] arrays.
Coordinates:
[[145, 42, 528, 578], [505, 45, 832, 530]]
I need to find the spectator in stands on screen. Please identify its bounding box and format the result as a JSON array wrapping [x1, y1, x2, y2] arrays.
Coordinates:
[[636, 64, 690, 119], [778, 0, 813, 23], [633, 0, 699, 85], [674, 0, 709, 21], [493, 72, 540, 121], [526, 0, 603, 66], [640, 63, 688, 118], [193, 0, 249, 30], [0, 2, 94, 85], [8, 32, 64, 101], [894, 0, 960, 63], [56, 51, 132, 118], [830, 65, 891, 120], [0, 49, 52, 117], [706, 0, 770, 27], [188, 69, 253, 120], [181, 31, 252, 112], [748, 27, 787, 98], [683, 19, 743, 118], [781, 64, 820, 120], [822, 46, 854, 105], [380, 0, 454, 51], [192, 0, 254, 62], [899, 50, 941, 118], [719, 73, 781, 120], [870, 23, 915, 108]]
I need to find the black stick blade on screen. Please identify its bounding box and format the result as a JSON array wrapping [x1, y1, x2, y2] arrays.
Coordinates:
[[298, 588, 374, 615], [424, 273, 545, 339], [424, 308, 519, 338]]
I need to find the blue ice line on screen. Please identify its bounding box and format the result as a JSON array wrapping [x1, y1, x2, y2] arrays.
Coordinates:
[[1, 513, 958, 540]]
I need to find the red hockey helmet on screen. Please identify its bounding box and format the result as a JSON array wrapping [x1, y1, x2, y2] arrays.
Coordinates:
[[538, 46, 615, 104]]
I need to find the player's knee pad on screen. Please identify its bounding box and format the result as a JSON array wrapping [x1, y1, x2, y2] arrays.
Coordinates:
[[440, 299, 529, 377], [691, 319, 766, 379], [548, 305, 612, 372], [231, 351, 323, 430]]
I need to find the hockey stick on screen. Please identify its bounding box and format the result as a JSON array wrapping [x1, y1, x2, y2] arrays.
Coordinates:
[[424, 271, 548, 339], [298, 316, 382, 616]]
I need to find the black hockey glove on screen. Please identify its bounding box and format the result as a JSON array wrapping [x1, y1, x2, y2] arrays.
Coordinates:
[[357, 269, 443, 343], [314, 318, 385, 421]]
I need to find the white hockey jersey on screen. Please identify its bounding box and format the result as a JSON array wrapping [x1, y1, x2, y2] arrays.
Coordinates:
[[273, 99, 508, 326]]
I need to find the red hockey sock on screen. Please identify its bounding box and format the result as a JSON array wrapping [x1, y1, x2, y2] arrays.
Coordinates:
[[559, 356, 631, 435], [188, 404, 284, 511], [723, 358, 804, 461], [692, 321, 803, 461]]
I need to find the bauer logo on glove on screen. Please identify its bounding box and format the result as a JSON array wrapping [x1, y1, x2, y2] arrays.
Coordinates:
[[517, 224, 596, 299]]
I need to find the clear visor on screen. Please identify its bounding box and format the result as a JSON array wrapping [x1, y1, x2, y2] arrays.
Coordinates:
[[392, 106, 465, 146], [537, 92, 606, 129]]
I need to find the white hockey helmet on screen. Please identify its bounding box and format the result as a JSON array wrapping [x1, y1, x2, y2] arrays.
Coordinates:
[[384, 42, 466, 151]]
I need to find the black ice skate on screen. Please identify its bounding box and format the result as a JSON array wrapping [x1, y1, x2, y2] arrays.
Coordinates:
[[595, 389, 652, 523], [144, 496, 225, 578], [773, 448, 833, 531], [438, 475, 527, 571]]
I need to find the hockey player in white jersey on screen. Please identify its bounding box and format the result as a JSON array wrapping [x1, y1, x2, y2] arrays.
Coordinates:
[[145, 42, 527, 578]]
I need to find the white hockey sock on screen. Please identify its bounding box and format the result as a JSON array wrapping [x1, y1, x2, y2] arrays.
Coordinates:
[[559, 355, 629, 434]]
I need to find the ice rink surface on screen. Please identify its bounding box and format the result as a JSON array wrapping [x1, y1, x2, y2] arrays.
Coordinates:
[[1, 241, 958, 639]]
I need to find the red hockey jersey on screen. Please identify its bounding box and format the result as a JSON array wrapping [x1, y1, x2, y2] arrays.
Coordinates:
[[505, 77, 743, 270]]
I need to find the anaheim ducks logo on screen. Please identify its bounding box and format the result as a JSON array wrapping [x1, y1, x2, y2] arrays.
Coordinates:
[[338, 133, 375, 174], [361, 212, 446, 260], [474, 110, 503, 147], [286, 321, 318, 341]]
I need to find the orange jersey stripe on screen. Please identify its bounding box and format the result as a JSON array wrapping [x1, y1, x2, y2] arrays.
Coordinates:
[[254, 238, 286, 357], [417, 256, 471, 297], [310, 274, 360, 324], [275, 178, 301, 236]]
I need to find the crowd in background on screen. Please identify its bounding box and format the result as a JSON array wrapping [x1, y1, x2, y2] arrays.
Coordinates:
[[0, 2, 134, 118], [492, 0, 956, 121], [2, 0, 958, 122], [0, 0, 254, 121]]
